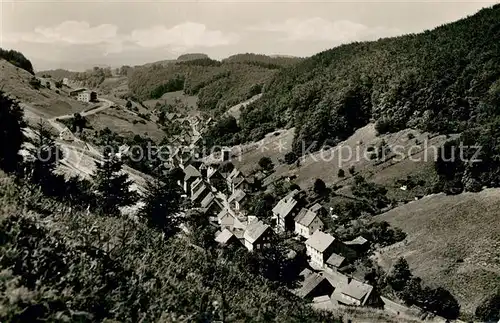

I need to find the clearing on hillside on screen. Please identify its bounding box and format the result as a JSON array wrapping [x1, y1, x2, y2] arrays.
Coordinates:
[[374, 190, 500, 313]]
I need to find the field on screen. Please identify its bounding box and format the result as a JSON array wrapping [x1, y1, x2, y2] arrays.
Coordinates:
[[374, 190, 500, 313], [230, 123, 446, 201]]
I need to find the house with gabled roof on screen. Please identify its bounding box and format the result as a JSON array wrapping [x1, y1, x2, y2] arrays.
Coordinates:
[[191, 184, 209, 205], [271, 190, 301, 232], [305, 231, 355, 268], [217, 208, 246, 231], [296, 272, 335, 300], [294, 207, 324, 239], [325, 253, 347, 271], [183, 164, 202, 194], [215, 229, 241, 246], [305, 230, 337, 268], [243, 220, 273, 251], [228, 189, 248, 212], [200, 192, 222, 216]]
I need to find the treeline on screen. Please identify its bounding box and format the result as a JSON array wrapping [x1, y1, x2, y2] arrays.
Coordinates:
[[0, 48, 34, 74], [222, 4, 500, 190], [128, 53, 298, 112]]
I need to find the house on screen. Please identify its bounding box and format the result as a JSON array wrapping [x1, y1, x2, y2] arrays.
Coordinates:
[[305, 230, 337, 268], [183, 165, 202, 194], [243, 220, 273, 251], [325, 253, 347, 271], [191, 184, 209, 205], [228, 189, 248, 212], [217, 209, 246, 231], [215, 229, 241, 246], [59, 128, 73, 141], [344, 236, 370, 254], [200, 192, 222, 216], [69, 88, 86, 97], [294, 208, 324, 239], [296, 272, 335, 300], [271, 190, 301, 232], [327, 273, 375, 306], [76, 90, 97, 102], [226, 168, 246, 193], [190, 177, 204, 195], [309, 203, 327, 217], [206, 166, 225, 188]]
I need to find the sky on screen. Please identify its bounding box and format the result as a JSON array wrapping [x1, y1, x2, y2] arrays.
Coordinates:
[[0, 0, 497, 71]]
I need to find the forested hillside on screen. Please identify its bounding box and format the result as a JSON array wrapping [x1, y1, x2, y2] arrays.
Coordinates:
[[0, 48, 34, 74], [128, 54, 301, 113], [228, 4, 500, 191]]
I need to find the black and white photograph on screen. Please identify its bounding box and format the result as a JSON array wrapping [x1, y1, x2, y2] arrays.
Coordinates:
[[0, 0, 499, 322]]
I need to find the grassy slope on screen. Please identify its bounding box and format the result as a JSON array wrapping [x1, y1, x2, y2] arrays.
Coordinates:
[[374, 190, 500, 313], [0, 172, 343, 322], [0, 59, 88, 119]]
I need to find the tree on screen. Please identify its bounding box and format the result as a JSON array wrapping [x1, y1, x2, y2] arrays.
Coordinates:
[[337, 168, 345, 178], [126, 100, 132, 109], [284, 152, 297, 165], [313, 178, 327, 195], [29, 121, 63, 195], [399, 277, 423, 306], [92, 154, 138, 216], [139, 171, 182, 238], [421, 286, 460, 319], [258, 157, 274, 171], [348, 165, 355, 175], [475, 292, 500, 322], [0, 92, 25, 173], [387, 257, 412, 291]]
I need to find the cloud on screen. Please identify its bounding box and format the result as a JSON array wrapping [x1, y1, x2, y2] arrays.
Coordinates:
[[248, 17, 401, 43], [2, 20, 239, 55], [129, 22, 239, 49], [5, 21, 119, 45]]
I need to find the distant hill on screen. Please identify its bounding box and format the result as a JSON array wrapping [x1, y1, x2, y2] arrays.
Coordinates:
[[177, 53, 210, 61], [128, 53, 300, 113], [237, 5, 500, 142]]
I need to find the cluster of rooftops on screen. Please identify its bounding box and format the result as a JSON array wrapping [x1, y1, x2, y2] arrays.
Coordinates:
[[174, 156, 376, 309]]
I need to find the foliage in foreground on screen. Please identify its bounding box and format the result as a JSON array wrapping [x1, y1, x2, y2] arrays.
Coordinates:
[[0, 177, 339, 322]]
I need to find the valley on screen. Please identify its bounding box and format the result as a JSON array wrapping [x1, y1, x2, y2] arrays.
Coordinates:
[[1, 3, 500, 322]]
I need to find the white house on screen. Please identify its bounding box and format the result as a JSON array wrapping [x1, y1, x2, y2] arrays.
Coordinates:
[[59, 128, 73, 141], [294, 208, 324, 239], [305, 230, 336, 268]]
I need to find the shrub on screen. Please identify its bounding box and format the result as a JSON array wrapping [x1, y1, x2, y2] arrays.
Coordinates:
[[337, 168, 345, 178]]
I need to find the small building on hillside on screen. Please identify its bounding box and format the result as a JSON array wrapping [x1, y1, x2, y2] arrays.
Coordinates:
[[215, 229, 241, 246], [59, 128, 73, 141], [271, 190, 301, 232], [243, 220, 273, 251], [325, 253, 347, 272], [228, 189, 248, 212], [294, 207, 324, 239], [183, 165, 202, 194], [305, 230, 337, 268]]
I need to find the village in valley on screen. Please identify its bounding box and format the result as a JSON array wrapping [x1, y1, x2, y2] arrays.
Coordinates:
[[145, 111, 399, 315]]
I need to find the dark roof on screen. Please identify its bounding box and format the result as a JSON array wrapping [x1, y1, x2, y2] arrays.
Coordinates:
[[305, 230, 335, 253], [294, 208, 320, 227], [191, 184, 208, 202], [200, 192, 215, 208], [325, 253, 346, 268], [309, 203, 324, 213], [296, 273, 330, 298]]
